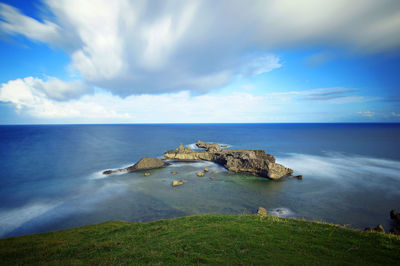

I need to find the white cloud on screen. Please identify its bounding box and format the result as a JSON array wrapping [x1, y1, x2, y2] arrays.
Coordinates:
[[1, 77, 378, 122], [0, 77, 92, 105], [1, 0, 400, 96], [358, 111, 375, 118], [0, 3, 60, 45], [241, 55, 282, 76]]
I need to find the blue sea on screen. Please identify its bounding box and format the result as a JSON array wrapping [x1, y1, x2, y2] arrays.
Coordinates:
[[1, 123, 400, 237]]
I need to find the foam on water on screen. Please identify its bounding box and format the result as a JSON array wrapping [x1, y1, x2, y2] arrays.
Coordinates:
[[89, 169, 128, 179], [269, 207, 294, 217], [90, 162, 137, 179], [279, 152, 400, 181], [167, 160, 219, 168], [0, 202, 60, 237]]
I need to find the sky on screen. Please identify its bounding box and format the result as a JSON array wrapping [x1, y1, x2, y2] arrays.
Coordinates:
[[0, 0, 399, 124]]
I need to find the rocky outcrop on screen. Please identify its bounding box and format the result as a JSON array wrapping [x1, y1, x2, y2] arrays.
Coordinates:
[[164, 141, 293, 180], [196, 141, 223, 152], [103, 157, 170, 175]]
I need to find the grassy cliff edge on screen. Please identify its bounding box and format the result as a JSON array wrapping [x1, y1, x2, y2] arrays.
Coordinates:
[[1, 215, 400, 265]]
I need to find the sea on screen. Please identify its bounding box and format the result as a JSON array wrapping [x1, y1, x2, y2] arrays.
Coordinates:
[[0, 123, 399, 238]]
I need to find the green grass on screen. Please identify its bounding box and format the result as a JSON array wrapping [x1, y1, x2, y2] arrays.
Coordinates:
[[1, 215, 399, 265]]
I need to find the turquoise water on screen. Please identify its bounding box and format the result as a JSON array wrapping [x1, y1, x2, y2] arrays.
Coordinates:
[[0, 123, 399, 237]]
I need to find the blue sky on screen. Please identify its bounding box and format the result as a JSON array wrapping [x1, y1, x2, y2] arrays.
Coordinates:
[[0, 0, 399, 123]]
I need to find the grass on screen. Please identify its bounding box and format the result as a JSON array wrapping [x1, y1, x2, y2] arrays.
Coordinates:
[[1, 215, 400, 265]]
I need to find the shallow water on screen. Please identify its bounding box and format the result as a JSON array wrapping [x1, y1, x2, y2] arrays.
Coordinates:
[[0, 124, 399, 237]]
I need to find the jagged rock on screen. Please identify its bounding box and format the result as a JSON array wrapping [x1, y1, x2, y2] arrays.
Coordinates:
[[103, 157, 170, 175], [204, 168, 210, 172], [257, 207, 268, 216], [172, 180, 185, 187], [197, 140, 223, 152], [197, 171, 205, 177], [103, 170, 113, 175], [144, 172, 150, 176], [164, 141, 293, 180]]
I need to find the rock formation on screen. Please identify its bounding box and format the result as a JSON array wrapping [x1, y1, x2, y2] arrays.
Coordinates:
[[103, 157, 170, 175], [164, 141, 293, 180]]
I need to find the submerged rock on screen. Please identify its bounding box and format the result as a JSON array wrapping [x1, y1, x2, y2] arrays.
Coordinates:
[[257, 207, 268, 216], [171, 170, 178, 174], [172, 180, 185, 187], [144, 172, 150, 176], [293, 175, 303, 180], [197, 171, 205, 177], [164, 141, 293, 180], [103, 157, 170, 175]]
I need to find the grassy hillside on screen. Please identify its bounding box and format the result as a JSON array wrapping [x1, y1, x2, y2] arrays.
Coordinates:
[[1, 215, 399, 265]]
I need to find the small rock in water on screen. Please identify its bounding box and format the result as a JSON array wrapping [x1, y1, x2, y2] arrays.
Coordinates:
[[212, 171, 217, 174], [209, 177, 217, 180], [197, 171, 205, 177], [103, 170, 113, 175], [171, 170, 178, 174], [204, 168, 210, 172], [293, 175, 302, 180], [257, 207, 268, 216], [172, 180, 185, 187], [144, 172, 150, 176]]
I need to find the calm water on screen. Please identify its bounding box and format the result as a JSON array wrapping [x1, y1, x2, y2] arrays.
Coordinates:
[[0, 123, 399, 237]]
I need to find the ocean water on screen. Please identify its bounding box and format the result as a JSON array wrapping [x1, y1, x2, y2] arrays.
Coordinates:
[[0, 123, 399, 237]]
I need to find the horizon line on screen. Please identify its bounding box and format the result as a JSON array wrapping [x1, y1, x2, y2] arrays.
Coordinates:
[[1, 122, 400, 126]]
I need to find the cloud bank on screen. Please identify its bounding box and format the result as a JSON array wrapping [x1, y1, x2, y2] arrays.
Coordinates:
[[0, 78, 381, 123], [1, 0, 400, 96]]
